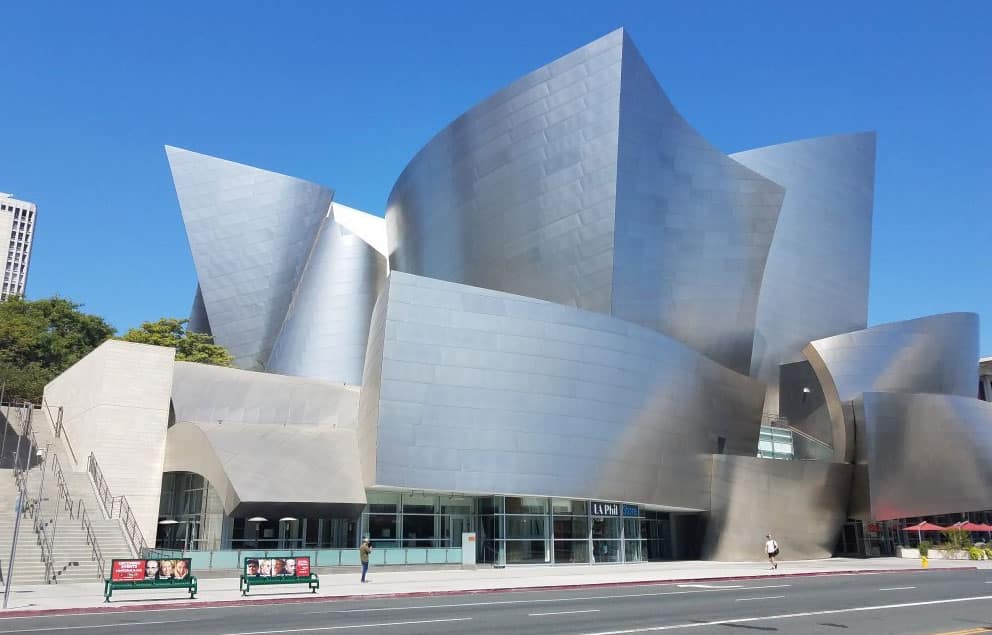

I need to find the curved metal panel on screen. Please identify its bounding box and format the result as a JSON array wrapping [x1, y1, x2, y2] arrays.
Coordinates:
[[358, 271, 766, 510], [385, 29, 624, 313], [386, 30, 786, 373], [166, 146, 333, 369], [856, 392, 992, 520], [265, 205, 387, 385], [803, 313, 978, 461], [701, 455, 852, 561], [611, 38, 785, 374], [732, 133, 876, 404], [804, 313, 979, 462]]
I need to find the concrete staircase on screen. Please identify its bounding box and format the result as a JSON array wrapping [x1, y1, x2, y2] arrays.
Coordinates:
[[0, 406, 137, 584]]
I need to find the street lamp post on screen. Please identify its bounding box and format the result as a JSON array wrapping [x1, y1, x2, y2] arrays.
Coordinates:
[[247, 517, 267, 550]]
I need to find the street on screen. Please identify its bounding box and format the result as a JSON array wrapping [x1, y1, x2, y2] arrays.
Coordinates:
[[1, 569, 990, 634]]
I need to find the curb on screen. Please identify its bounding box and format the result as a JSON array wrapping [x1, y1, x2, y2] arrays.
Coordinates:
[[0, 566, 977, 618]]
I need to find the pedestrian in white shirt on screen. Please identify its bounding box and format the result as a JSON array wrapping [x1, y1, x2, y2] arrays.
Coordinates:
[[765, 534, 779, 569]]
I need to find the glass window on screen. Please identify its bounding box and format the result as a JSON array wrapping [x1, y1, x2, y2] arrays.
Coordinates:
[[402, 514, 435, 546], [367, 514, 396, 540], [592, 539, 622, 563], [554, 540, 590, 563], [401, 493, 437, 514], [505, 515, 546, 539], [551, 498, 587, 515], [505, 496, 547, 514], [592, 517, 621, 540], [624, 540, 643, 562], [367, 491, 400, 513], [478, 496, 504, 515], [441, 496, 474, 515], [553, 515, 589, 539], [505, 540, 546, 564], [624, 518, 641, 539]]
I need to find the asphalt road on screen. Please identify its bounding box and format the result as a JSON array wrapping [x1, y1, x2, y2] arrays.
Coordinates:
[[1, 569, 991, 635]]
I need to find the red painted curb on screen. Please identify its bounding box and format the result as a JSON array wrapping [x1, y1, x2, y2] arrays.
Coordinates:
[[0, 566, 977, 619]]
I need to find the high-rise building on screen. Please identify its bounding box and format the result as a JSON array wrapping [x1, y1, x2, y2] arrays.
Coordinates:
[[0, 192, 37, 301]]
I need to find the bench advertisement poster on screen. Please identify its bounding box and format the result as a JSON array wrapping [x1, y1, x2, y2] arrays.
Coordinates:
[[110, 558, 193, 582], [244, 557, 311, 578]]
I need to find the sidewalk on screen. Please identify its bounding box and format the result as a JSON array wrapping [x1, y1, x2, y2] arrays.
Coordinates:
[[1, 557, 985, 616]]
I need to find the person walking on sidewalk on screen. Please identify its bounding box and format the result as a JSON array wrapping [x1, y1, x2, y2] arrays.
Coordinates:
[[360, 538, 373, 583], [765, 534, 779, 569]]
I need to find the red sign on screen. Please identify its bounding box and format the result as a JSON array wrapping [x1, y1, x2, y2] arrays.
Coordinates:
[[294, 557, 310, 577], [111, 559, 145, 581]]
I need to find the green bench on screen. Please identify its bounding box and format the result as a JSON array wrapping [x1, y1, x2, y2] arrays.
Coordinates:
[[240, 572, 319, 595], [104, 558, 197, 602], [104, 576, 198, 602], [239, 557, 319, 595]]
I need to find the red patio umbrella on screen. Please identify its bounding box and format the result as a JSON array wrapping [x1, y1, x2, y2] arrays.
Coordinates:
[[969, 522, 992, 541], [903, 521, 947, 544], [950, 521, 985, 532]]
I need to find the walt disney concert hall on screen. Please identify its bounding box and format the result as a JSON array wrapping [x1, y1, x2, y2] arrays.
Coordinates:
[[47, 29, 992, 565]]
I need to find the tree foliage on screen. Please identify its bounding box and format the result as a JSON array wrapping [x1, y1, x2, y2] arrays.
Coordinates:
[[0, 296, 116, 403], [119, 318, 234, 367]]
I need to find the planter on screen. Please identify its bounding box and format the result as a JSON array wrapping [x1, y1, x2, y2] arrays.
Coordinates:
[[897, 547, 920, 559]]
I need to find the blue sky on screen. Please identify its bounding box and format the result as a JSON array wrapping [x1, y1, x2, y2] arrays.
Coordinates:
[[1, 1, 989, 354]]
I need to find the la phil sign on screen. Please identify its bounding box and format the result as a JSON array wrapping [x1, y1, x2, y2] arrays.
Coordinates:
[[591, 502, 640, 517], [591, 502, 620, 517]]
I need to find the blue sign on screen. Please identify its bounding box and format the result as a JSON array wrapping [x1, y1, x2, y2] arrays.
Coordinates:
[[623, 504, 639, 517]]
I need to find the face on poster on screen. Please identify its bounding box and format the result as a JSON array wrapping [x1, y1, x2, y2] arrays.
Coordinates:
[[245, 557, 310, 578], [110, 559, 191, 582]]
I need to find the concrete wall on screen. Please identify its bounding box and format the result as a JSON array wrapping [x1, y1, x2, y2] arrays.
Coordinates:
[[43, 340, 175, 543]]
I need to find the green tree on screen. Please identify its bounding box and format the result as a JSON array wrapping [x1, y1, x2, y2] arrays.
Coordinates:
[[119, 318, 233, 366], [0, 296, 116, 402]]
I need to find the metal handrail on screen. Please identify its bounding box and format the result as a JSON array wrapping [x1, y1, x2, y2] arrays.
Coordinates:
[[9, 403, 58, 583], [767, 420, 833, 450], [42, 398, 76, 465], [87, 452, 149, 556], [75, 500, 105, 579]]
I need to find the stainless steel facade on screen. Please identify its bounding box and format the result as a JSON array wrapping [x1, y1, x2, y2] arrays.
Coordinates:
[[386, 29, 624, 315], [853, 392, 992, 521], [357, 271, 766, 511], [701, 455, 853, 561], [157, 29, 992, 562], [385, 29, 785, 374], [804, 313, 979, 461], [611, 39, 784, 375], [167, 146, 333, 370], [168, 147, 386, 384], [732, 133, 876, 406], [266, 204, 387, 384]]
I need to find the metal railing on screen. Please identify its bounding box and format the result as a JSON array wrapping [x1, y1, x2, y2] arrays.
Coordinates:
[[75, 500, 105, 579], [4, 400, 106, 582], [87, 452, 148, 557], [42, 398, 76, 465], [8, 403, 57, 583]]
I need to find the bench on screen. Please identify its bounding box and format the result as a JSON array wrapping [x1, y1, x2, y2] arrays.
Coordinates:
[[240, 572, 319, 595], [104, 576, 197, 602]]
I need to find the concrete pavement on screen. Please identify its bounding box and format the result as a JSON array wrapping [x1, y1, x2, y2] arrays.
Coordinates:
[[0, 557, 985, 615]]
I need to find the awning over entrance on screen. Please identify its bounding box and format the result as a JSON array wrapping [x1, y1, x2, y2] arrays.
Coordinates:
[[164, 422, 366, 516]]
